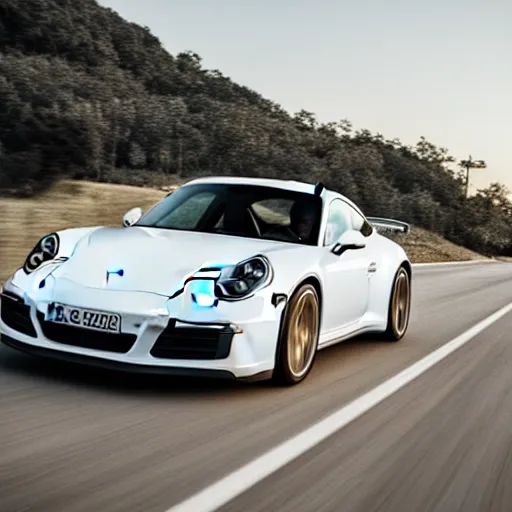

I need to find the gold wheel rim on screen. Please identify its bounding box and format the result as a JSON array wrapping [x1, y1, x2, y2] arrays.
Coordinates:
[[287, 289, 319, 379], [392, 270, 410, 336]]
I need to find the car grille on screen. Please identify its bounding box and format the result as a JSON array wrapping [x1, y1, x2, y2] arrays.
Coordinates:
[[151, 323, 234, 360], [36, 312, 137, 353], [1, 292, 37, 337]]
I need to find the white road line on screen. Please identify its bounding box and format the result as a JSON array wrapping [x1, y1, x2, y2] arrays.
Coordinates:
[[165, 300, 512, 512], [412, 259, 495, 267]]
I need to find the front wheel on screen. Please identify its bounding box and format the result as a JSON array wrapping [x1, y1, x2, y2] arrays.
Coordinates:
[[382, 266, 411, 341], [273, 284, 320, 385]]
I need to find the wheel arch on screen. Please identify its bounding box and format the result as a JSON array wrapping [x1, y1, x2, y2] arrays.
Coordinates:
[[296, 275, 322, 306], [274, 274, 323, 361], [272, 273, 323, 385], [386, 259, 412, 309], [401, 259, 412, 281], [382, 259, 412, 341], [399, 259, 413, 299], [364, 251, 412, 332], [288, 273, 323, 321]]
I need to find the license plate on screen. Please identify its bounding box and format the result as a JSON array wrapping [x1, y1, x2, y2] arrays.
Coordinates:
[[45, 303, 121, 334]]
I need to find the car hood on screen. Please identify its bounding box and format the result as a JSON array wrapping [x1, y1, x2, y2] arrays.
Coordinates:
[[51, 226, 300, 296]]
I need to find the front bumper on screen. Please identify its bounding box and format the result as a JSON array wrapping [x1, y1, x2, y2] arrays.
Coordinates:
[[0, 334, 253, 380], [0, 277, 285, 381]]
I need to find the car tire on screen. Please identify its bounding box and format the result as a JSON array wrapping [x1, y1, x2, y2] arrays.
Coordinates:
[[273, 283, 320, 386], [382, 265, 411, 342]]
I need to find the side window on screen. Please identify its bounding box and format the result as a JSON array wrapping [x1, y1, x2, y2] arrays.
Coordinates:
[[349, 207, 373, 237], [323, 200, 353, 246]]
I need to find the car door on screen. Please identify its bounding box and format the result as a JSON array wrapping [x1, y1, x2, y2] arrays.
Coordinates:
[[320, 199, 372, 334]]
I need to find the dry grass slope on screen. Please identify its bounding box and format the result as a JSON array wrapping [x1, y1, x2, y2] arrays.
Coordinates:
[[0, 180, 487, 282], [0, 180, 167, 282], [387, 228, 487, 264]]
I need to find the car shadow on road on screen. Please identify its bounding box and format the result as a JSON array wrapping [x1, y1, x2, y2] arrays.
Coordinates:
[[0, 333, 400, 398], [0, 346, 253, 396]]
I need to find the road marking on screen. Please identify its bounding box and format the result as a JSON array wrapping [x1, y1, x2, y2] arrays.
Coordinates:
[[412, 259, 495, 267], [166, 300, 512, 512]]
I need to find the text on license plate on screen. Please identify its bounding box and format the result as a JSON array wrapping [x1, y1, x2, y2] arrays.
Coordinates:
[[45, 303, 121, 333]]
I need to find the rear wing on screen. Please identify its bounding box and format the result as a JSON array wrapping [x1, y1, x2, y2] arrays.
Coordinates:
[[367, 217, 410, 234]]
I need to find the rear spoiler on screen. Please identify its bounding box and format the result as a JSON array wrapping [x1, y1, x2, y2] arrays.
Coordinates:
[[367, 217, 410, 234]]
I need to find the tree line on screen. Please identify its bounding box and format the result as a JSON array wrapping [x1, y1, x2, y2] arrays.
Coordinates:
[[0, 0, 510, 255]]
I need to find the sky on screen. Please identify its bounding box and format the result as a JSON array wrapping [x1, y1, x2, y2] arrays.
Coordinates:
[[98, 0, 511, 195]]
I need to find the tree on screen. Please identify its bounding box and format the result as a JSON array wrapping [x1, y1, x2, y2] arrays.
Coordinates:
[[0, 0, 509, 256]]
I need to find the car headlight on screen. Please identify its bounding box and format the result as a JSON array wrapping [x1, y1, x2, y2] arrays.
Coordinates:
[[215, 256, 273, 300], [23, 233, 60, 274]]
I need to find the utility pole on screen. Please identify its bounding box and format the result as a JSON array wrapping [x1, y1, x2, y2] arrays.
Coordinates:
[[459, 155, 487, 198]]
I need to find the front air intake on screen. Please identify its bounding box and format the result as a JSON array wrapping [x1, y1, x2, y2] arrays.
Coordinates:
[[151, 322, 234, 360], [1, 292, 37, 337]]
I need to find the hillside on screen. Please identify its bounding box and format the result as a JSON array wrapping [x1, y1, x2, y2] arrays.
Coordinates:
[[0, 180, 488, 283], [0, 180, 163, 282], [0, 0, 511, 257]]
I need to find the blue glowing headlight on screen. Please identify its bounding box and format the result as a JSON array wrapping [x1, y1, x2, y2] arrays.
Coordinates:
[[215, 256, 272, 300], [190, 279, 218, 308]]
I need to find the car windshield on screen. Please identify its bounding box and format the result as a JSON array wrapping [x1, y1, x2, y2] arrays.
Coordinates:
[[136, 183, 323, 246]]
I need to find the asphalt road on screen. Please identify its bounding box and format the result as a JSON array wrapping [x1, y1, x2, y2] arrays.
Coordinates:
[[1, 261, 512, 512]]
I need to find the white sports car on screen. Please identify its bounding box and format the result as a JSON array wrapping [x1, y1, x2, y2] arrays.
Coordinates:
[[0, 177, 412, 385]]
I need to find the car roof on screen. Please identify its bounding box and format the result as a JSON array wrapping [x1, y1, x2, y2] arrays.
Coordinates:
[[183, 176, 319, 195], [182, 176, 364, 215]]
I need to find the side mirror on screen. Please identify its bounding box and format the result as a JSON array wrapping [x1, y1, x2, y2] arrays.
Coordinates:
[[122, 207, 143, 227], [331, 230, 366, 256]]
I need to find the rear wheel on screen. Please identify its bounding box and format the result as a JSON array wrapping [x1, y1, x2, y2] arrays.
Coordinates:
[[383, 266, 411, 341], [273, 284, 320, 385]]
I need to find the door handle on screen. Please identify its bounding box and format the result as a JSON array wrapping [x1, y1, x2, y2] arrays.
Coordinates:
[[368, 262, 377, 274]]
